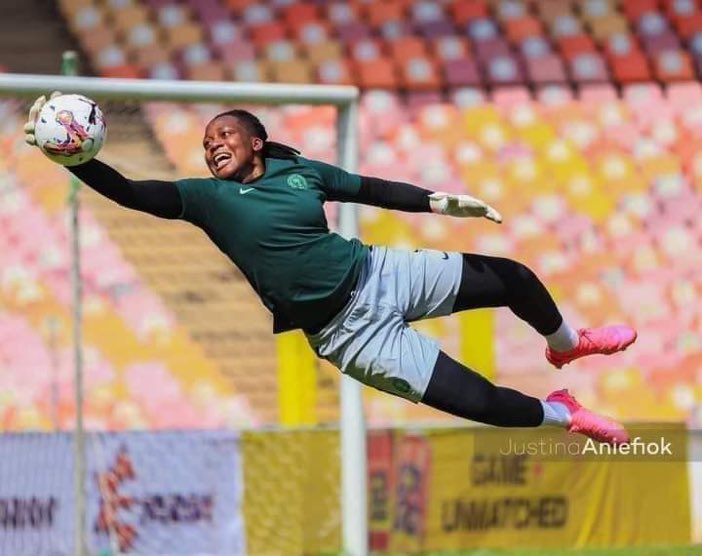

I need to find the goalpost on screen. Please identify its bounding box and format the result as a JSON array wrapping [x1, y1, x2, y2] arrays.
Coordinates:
[[0, 65, 368, 556]]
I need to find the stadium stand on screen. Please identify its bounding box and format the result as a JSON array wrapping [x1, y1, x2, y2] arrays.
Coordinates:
[[1, 0, 701, 429], [54, 0, 702, 90]]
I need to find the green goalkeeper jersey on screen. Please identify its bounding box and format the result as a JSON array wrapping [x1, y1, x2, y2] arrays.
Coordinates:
[[175, 157, 369, 333]]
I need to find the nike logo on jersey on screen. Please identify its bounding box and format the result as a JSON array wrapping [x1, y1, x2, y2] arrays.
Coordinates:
[[239, 187, 255, 195]]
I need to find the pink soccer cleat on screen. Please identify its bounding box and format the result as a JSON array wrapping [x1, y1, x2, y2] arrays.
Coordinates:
[[545, 325, 637, 369], [547, 389, 630, 445]]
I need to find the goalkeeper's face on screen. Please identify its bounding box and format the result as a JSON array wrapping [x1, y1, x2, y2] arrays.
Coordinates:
[[203, 115, 264, 181]]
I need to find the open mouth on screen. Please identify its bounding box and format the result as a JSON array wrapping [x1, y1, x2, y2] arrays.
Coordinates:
[[212, 151, 232, 171]]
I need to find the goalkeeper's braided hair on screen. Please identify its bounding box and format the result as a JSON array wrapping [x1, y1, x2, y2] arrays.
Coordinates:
[[214, 109, 300, 160]]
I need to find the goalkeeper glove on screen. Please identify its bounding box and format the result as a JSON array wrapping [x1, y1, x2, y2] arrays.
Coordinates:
[[23, 91, 62, 147], [428, 192, 503, 224]]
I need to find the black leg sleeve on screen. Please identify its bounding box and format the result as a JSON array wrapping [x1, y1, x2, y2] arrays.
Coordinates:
[[452, 254, 563, 336], [421, 351, 544, 427]]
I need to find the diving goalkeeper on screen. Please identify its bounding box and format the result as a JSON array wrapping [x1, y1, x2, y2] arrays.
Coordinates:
[[25, 94, 636, 445]]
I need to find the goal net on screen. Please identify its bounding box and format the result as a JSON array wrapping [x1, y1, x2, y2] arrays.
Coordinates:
[[0, 74, 364, 555]]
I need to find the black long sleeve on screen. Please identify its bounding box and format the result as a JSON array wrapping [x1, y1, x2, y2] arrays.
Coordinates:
[[68, 159, 183, 219], [356, 175, 433, 213]]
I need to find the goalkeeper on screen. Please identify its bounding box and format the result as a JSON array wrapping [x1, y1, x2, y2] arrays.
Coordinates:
[[25, 95, 636, 445]]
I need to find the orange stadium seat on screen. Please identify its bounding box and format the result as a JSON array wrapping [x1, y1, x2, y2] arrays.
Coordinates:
[[536, 0, 573, 22], [184, 61, 227, 81], [58, 0, 95, 18], [78, 25, 119, 55], [502, 16, 544, 42], [349, 37, 386, 61], [231, 59, 271, 82], [557, 35, 598, 61], [398, 57, 442, 91], [131, 45, 170, 71], [291, 20, 332, 46], [124, 22, 159, 49], [653, 50, 696, 80], [163, 22, 204, 50], [588, 14, 631, 42], [109, 4, 151, 37], [430, 35, 471, 60], [354, 57, 399, 89], [301, 40, 343, 64], [268, 59, 313, 84], [363, 0, 406, 27], [316, 59, 353, 84], [387, 35, 428, 63]]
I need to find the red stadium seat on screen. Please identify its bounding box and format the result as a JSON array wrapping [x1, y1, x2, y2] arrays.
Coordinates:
[[101, 64, 144, 78], [622, 0, 661, 22], [248, 21, 288, 50], [223, 0, 258, 16], [673, 12, 702, 39], [449, 0, 488, 25], [609, 52, 653, 83], [281, 2, 320, 27], [557, 35, 597, 61]]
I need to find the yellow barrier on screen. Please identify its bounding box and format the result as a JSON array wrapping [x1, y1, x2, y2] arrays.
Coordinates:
[[242, 425, 692, 554]]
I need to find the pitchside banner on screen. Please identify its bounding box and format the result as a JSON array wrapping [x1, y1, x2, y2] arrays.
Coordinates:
[[0, 431, 244, 556], [0, 434, 74, 556], [368, 426, 692, 551]]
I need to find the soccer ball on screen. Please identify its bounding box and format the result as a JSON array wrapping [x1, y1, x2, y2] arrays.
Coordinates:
[[34, 93, 106, 167]]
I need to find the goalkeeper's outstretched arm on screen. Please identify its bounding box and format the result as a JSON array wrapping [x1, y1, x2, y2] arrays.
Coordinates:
[[308, 158, 502, 223], [68, 159, 183, 219]]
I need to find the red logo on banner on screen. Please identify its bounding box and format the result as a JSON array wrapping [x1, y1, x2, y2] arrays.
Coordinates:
[[94, 444, 215, 552], [94, 446, 138, 551]]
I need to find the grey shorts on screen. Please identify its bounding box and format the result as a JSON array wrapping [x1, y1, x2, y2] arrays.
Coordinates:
[[305, 246, 463, 402]]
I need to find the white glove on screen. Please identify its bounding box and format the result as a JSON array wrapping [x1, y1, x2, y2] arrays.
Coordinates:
[[23, 91, 62, 147], [428, 192, 503, 224]]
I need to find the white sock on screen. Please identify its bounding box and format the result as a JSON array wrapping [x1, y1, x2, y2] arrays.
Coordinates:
[[540, 400, 572, 427], [545, 320, 579, 352]]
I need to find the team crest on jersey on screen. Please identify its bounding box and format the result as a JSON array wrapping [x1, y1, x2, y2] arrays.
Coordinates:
[[287, 174, 308, 190]]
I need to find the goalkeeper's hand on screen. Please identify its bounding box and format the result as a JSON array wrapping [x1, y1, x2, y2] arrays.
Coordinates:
[[23, 91, 62, 147], [428, 192, 503, 224]]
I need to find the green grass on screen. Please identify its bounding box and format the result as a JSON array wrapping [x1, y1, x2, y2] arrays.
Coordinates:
[[424, 547, 702, 556]]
